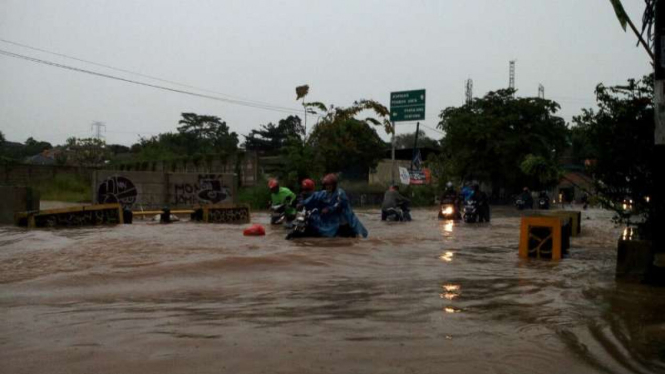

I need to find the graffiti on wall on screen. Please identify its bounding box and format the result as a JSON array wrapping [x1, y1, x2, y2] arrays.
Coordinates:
[[97, 176, 138, 208], [207, 206, 250, 223], [174, 174, 231, 205], [35, 208, 121, 228]]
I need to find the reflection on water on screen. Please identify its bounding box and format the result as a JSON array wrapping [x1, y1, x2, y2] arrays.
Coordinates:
[[439, 251, 454, 262], [1, 207, 664, 374], [440, 284, 461, 301], [622, 226, 635, 241]]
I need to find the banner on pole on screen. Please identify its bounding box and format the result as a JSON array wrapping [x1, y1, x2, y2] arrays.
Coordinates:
[[409, 168, 431, 185], [398, 167, 410, 185]]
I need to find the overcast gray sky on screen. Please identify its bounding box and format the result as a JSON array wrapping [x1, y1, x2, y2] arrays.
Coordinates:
[[0, 0, 652, 146]]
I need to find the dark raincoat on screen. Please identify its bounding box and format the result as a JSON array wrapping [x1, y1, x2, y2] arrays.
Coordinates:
[[302, 188, 368, 238]]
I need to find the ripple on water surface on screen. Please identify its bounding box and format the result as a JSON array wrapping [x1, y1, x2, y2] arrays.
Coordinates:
[[1, 207, 664, 374]]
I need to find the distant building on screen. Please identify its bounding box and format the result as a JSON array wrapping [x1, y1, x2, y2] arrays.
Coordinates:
[[25, 149, 60, 165], [556, 171, 594, 203], [369, 147, 440, 186]]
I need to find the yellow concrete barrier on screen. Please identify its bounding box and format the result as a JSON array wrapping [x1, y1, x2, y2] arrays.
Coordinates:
[[130, 204, 250, 224], [15, 203, 124, 228], [132, 209, 195, 216], [544, 210, 581, 236], [202, 203, 251, 224], [519, 216, 564, 260]]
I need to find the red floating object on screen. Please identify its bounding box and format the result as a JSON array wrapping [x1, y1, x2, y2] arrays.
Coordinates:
[[243, 224, 266, 236]]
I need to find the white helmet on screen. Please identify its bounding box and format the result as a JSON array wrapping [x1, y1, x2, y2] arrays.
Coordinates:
[[446, 181, 453, 188]]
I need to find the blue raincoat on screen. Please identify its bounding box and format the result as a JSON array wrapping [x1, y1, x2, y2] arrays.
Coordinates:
[[303, 188, 368, 238], [461, 186, 473, 202]]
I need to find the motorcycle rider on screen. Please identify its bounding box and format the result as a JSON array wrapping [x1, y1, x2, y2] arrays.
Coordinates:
[[286, 179, 319, 240], [440, 181, 458, 203], [298, 178, 316, 204], [438, 181, 461, 220], [381, 184, 412, 221], [301, 173, 368, 238], [268, 179, 297, 221], [519, 187, 534, 209], [538, 191, 550, 209], [471, 184, 490, 222], [461, 183, 474, 202]]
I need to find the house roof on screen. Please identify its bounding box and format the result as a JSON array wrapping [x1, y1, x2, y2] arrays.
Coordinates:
[[559, 171, 593, 188]]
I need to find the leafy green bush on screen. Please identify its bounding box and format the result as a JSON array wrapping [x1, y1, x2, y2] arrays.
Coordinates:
[[238, 179, 271, 210], [404, 184, 437, 207], [36, 173, 91, 202]]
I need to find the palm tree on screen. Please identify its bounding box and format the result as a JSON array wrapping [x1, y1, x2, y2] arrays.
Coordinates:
[[608, 0, 656, 61]]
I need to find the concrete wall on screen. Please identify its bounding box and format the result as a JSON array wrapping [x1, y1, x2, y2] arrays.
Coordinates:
[[107, 152, 258, 187], [0, 186, 40, 224], [93, 171, 236, 209]]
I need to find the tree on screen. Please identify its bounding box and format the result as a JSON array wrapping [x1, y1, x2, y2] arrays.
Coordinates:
[[0, 131, 6, 144], [23, 137, 52, 156], [278, 86, 392, 182], [132, 113, 239, 161], [135, 132, 188, 161], [280, 137, 324, 187], [308, 118, 385, 179], [295, 84, 328, 138], [572, 74, 655, 228], [65, 137, 109, 167], [309, 99, 393, 135], [243, 115, 304, 153], [608, 0, 655, 61], [177, 112, 239, 154], [437, 88, 568, 194], [519, 154, 561, 190], [107, 144, 130, 155], [394, 130, 440, 150]]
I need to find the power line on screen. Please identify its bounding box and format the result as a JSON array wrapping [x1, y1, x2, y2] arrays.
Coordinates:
[[396, 121, 445, 136], [0, 37, 301, 112], [419, 123, 445, 135], [0, 48, 304, 115]]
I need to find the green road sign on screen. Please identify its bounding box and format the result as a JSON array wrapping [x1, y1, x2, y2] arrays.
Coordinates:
[[390, 89, 426, 122]]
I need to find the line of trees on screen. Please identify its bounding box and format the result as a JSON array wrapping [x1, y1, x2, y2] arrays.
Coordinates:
[[2, 75, 654, 228], [435, 88, 568, 193]]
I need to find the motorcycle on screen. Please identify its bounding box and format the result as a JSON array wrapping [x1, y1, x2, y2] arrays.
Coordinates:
[[384, 206, 405, 222], [515, 196, 534, 210], [538, 197, 550, 210], [515, 199, 526, 210], [463, 199, 479, 223], [438, 203, 460, 220], [286, 208, 319, 240], [270, 204, 287, 225], [464, 199, 490, 223]]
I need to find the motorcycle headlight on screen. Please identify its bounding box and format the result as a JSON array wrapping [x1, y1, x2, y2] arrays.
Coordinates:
[[442, 207, 454, 215]]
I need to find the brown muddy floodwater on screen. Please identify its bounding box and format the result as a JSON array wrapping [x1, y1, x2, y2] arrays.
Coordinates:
[[1, 207, 665, 374]]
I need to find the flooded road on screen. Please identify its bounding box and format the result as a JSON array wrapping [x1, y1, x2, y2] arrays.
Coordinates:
[[1, 207, 664, 374]]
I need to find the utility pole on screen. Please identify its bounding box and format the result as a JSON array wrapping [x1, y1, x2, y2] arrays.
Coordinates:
[[509, 60, 516, 91], [465, 79, 473, 105], [538, 84, 545, 99], [410, 122, 420, 171], [91, 121, 106, 140], [391, 121, 396, 185], [654, 1, 665, 255]]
